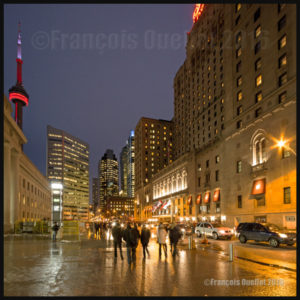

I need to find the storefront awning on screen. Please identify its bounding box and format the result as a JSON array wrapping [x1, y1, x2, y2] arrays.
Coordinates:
[[196, 194, 202, 205], [213, 189, 220, 202], [204, 191, 210, 203], [187, 195, 192, 205], [251, 178, 266, 195]]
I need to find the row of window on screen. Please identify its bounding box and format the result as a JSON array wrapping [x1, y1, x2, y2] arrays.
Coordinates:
[[237, 186, 291, 208]]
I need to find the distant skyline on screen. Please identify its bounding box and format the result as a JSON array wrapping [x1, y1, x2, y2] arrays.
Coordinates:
[[4, 4, 194, 201]]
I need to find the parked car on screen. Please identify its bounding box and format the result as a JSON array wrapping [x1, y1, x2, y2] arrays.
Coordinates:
[[236, 222, 296, 248], [195, 222, 234, 240]]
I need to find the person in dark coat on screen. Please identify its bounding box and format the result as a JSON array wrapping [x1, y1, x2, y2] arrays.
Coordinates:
[[52, 222, 60, 241], [168, 223, 175, 253], [112, 222, 123, 260], [122, 223, 134, 264], [169, 224, 182, 257], [140, 224, 151, 259], [130, 223, 140, 262]]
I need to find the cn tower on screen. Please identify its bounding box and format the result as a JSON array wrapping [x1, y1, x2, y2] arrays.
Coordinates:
[[9, 22, 29, 130]]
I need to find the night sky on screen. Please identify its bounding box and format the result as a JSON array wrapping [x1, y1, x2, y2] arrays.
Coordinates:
[[4, 4, 194, 201]]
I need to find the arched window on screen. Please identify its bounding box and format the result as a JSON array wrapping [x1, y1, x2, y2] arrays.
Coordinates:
[[172, 176, 176, 193], [182, 170, 187, 189], [168, 178, 172, 194], [176, 173, 181, 191], [251, 130, 267, 165]]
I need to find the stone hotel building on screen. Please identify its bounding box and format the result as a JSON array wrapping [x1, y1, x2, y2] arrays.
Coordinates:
[[135, 3, 296, 229]]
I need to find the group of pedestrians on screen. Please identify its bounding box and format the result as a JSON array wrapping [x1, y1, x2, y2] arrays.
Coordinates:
[[111, 222, 182, 264], [157, 223, 182, 259], [94, 222, 108, 239]]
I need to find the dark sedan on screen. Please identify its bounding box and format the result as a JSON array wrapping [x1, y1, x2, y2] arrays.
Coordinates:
[[236, 222, 296, 248]]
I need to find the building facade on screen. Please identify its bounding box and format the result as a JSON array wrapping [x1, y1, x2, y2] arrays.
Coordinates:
[[135, 4, 296, 229], [4, 95, 51, 233], [47, 125, 90, 221], [99, 149, 119, 210], [119, 145, 128, 196], [92, 177, 99, 213], [134, 117, 174, 192], [106, 196, 134, 219]]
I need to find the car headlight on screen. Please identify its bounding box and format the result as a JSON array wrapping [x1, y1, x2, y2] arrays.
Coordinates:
[[181, 229, 185, 233], [278, 233, 288, 238], [219, 230, 225, 234]]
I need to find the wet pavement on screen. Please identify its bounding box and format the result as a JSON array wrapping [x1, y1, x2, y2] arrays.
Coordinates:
[[4, 235, 296, 296]]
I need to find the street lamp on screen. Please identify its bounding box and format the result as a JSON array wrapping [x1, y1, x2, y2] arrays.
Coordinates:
[[270, 134, 296, 156]]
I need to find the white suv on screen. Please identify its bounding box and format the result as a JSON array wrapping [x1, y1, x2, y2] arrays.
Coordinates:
[[195, 222, 233, 240]]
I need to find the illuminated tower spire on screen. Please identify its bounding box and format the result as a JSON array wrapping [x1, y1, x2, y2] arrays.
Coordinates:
[[9, 21, 29, 130]]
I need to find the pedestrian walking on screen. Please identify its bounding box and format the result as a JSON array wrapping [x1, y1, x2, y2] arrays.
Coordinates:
[[157, 223, 168, 258], [141, 224, 151, 259], [112, 222, 124, 260], [169, 224, 182, 257], [168, 223, 175, 253], [130, 223, 140, 262], [52, 222, 60, 241], [122, 223, 134, 264]]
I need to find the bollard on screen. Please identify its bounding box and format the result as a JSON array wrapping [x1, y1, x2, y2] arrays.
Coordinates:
[[229, 243, 234, 262], [188, 235, 192, 250]]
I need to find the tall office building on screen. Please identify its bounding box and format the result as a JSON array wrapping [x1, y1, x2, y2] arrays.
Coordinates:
[[127, 131, 135, 198], [99, 149, 119, 210], [135, 117, 173, 192], [119, 145, 128, 196], [47, 125, 90, 221], [92, 178, 99, 212]]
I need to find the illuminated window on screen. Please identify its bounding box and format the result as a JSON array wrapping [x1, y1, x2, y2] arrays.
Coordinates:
[[215, 155, 220, 163], [252, 133, 267, 165], [278, 54, 287, 68], [282, 146, 291, 159], [255, 91, 262, 103], [236, 47, 242, 58], [236, 32, 242, 44], [255, 25, 261, 38], [236, 3, 241, 12], [256, 75, 262, 87], [278, 35, 287, 49], [283, 187, 291, 204], [237, 76, 242, 87], [237, 91, 243, 101]]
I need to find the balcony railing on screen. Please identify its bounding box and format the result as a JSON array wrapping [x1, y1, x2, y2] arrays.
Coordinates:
[[251, 162, 267, 176]]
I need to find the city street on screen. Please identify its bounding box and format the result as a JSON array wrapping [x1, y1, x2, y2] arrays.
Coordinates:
[[4, 234, 296, 296]]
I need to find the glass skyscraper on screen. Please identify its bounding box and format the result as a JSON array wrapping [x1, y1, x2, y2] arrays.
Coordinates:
[[47, 125, 89, 221]]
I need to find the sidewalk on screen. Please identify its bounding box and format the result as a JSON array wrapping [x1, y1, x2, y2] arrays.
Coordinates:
[[4, 236, 296, 296]]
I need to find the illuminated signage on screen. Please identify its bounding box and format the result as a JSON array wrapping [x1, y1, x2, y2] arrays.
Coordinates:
[[193, 4, 205, 24]]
